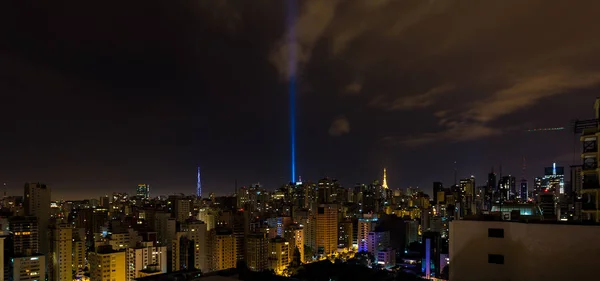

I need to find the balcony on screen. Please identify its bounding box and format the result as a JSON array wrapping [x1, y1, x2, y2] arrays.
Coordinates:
[[583, 175, 599, 190], [583, 157, 598, 171], [583, 139, 598, 153]]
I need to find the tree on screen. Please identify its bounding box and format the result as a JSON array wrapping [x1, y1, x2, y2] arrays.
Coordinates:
[[291, 246, 302, 267]]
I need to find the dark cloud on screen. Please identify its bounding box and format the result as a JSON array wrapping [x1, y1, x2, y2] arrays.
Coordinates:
[[1, 0, 599, 197], [329, 116, 350, 137]]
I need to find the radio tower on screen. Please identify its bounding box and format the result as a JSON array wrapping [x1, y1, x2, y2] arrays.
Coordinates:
[[197, 166, 202, 198]]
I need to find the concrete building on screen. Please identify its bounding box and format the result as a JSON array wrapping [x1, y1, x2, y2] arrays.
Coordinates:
[[450, 219, 600, 281], [49, 224, 72, 281], [126, 242, 167, 281], [315, 204, 338, 256], [23, 183, 50, 255], [284, 225, 304, 263], [72, 237, 86, 280], [172, 220, 208, 272], [173, 198, 192, 223], [268, 237, 290, 275], [154, 212, 176, 250], [89, 246, 126, 281], [208, 228, 236, 272], [367, 231, 390, 256], [246, 233, 269, 272], [9, 216, 39, 256], [357, 217, 376, 252], [12, 255, 45, 281]]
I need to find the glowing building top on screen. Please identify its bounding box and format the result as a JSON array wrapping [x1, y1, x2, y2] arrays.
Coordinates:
[[382, 168, 389, 189]]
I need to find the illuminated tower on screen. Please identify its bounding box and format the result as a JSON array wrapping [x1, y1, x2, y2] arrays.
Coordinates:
[[197, 166, 202, 198], [382, 168, 389, 189]]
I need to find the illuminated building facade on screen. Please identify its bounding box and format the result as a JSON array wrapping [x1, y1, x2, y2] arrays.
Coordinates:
[[246, 233, 269, 272], [49, 224, 72, 281], [89, 246, 126, 281], [209, 228, 236, 272], [126, 242, 167, 281], [136, 184, 150, 200], [12, 255, 45, 281], [315, 204, 338, 256], [268, 237, 290, 275], [284, 225, 304, 263]]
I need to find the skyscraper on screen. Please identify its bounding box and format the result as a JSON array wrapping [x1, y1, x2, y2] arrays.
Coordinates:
[[49, 224, 72, 281], [246, 233, 269, 272], [23, 183, 50, 255], [315, 204, 338, 256], [208, 228, 236, 272]]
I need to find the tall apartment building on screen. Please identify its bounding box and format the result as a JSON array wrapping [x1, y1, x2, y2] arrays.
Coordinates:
[[9, 216, 39, 256], [246, 233, 269, 272], [172, 197, 192, 223], [268, 237, 290, 275], [284, 225, 304, 263], [126, 241, 167, 281], [154, 212, 176, 250], [49, 224, 72, 281], [357, 217, 376, 252], [208, 228, 236, 272], [23, 183, 50, 255], [315, 204, 338, 256], [171, 221, 208, 273], [89, 246, 126, 281], [72, 234, 86, 280]]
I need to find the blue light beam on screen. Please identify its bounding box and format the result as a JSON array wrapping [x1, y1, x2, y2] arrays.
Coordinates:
[[287, 0, 298, 183]]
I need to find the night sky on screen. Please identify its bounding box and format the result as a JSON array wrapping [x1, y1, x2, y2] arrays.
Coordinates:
[[1, 1, 600, 200]]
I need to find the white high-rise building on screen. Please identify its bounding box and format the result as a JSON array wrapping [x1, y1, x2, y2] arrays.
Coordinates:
[[126, 242, 167, 281], [50, 224, 72, 281]]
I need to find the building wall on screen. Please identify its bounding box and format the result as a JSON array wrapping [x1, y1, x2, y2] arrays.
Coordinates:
[[450, 220, 600, 281], [13, 255, 45, 281]]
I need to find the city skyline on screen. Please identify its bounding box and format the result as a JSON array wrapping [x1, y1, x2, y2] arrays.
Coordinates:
[[0, 159, 575, 200], [2, 1, 599, 199]]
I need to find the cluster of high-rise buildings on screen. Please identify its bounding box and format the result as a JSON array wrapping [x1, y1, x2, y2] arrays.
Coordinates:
[[2, 100, 600, 281]]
